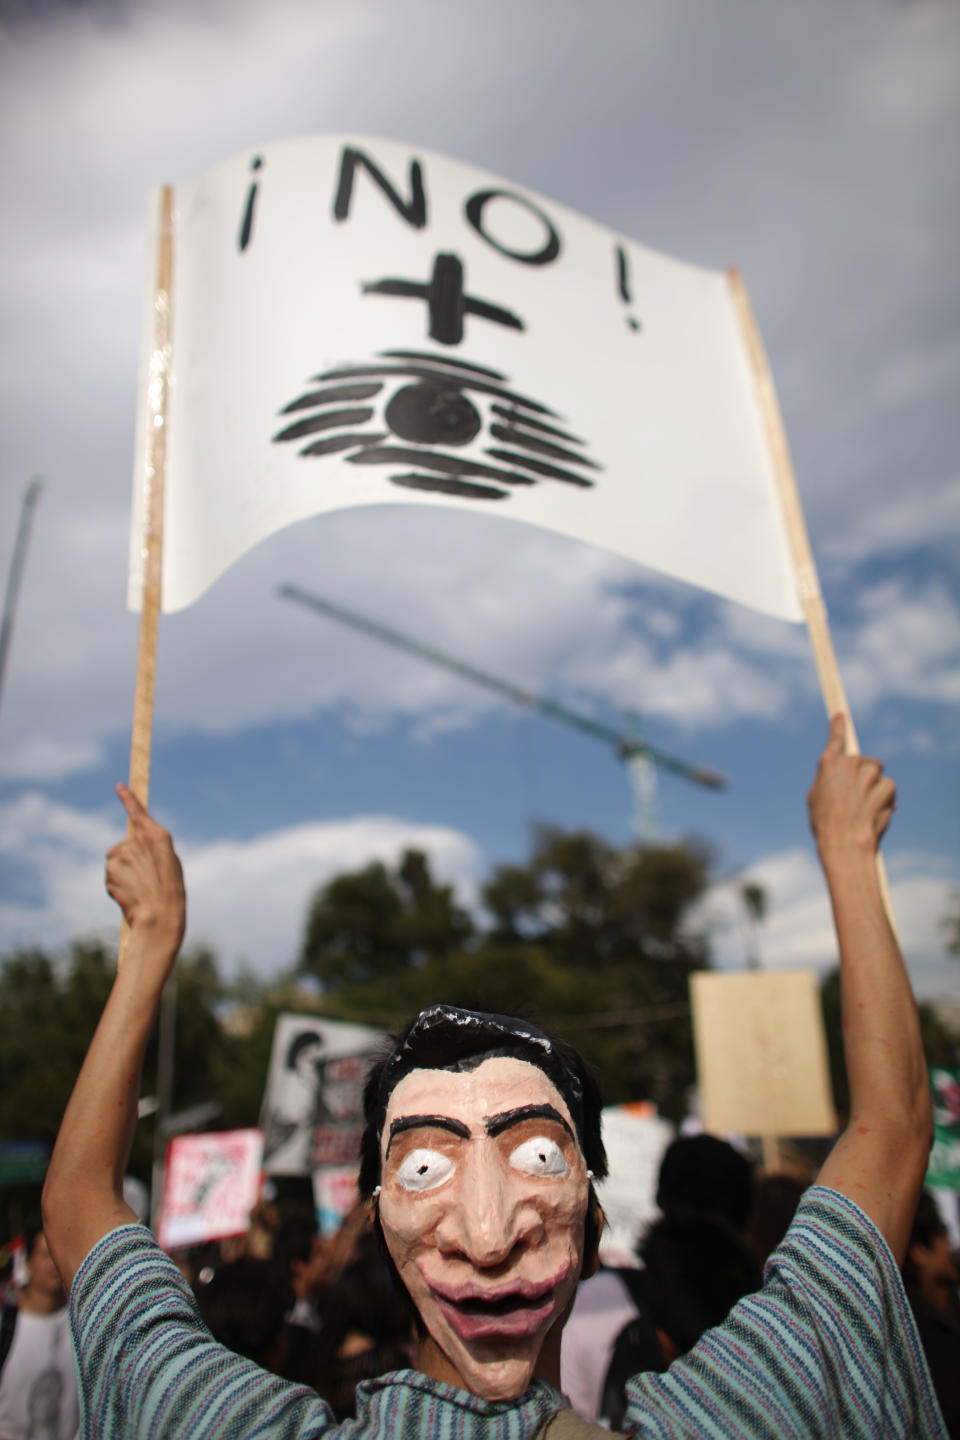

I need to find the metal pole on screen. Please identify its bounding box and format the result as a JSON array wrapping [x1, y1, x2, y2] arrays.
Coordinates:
[[0, 476, 43, 716], [149, 968, 178, 1234]]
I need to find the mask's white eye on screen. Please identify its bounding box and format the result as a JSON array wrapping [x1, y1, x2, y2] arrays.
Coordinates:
[[509, 1136, 569, 1178], [395, 1148, 455, 1192]]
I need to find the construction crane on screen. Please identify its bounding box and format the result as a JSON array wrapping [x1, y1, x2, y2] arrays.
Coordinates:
[[0, 476, 43, 717], [278, 583, 727, 835]]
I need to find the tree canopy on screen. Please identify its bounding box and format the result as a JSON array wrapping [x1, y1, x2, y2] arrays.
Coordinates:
[[0, 938, 242, 1239], [298, 825, 712, 1117]]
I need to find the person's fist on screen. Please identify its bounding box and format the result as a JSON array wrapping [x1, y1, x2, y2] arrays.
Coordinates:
[[106, 784, 185, 954], [807, 715, 896, 862]]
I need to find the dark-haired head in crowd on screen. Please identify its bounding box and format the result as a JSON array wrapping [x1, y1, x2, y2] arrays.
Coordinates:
[[902, 1191, 960, 1438], [195, 1257, 293, 1374], [656, 1134, 754, 1231]]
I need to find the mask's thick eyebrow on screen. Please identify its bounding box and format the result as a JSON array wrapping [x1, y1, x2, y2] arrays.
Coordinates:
[[386, 1114, 470, 1156], [485, 1104, 574, 1140]]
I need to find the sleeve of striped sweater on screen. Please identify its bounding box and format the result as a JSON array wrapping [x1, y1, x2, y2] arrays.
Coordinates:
[[69, 1224, 337, 1439], [622, 1186, 948, 1440]]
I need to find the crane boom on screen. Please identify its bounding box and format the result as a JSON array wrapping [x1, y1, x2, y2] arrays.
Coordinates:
[[277, 583, 727, 791], [0, 476, 43, 717]]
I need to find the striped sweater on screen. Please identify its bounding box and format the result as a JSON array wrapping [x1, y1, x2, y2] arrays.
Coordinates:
[[69, 1186, 946, 1438]]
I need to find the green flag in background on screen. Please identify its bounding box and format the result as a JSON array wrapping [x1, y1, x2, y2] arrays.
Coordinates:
[[926, 1067, 960, 1191]]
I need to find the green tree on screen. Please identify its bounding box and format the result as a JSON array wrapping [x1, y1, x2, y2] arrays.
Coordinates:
[[0, 942, 114, 1151], [298, 826, 712, 1121], [492, 830, 711, 1115], [740, 881, 767, 970], [0, 939, 237, 1236], [944, 893, 960, 958], [299, 849, 473, 987]]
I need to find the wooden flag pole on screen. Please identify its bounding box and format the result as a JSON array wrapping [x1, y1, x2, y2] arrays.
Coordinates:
[[726, 267, 896, 926], [120, 185, 174, 963], [728, 267, 896, 1170]]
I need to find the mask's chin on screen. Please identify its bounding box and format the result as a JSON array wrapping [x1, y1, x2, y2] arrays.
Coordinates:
[[419, 1329, 542, 1402]]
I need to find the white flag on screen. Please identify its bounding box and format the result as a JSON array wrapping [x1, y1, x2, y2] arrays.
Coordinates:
[[130, 134, 802, 621]]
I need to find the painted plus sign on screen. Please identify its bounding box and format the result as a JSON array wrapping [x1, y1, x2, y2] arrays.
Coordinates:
[[362, 252, 524, 346]]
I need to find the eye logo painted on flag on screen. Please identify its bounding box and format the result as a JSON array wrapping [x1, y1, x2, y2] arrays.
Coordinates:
[[272, 350, 603, 501]]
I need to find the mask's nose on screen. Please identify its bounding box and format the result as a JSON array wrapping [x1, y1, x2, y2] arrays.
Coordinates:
[[435, 1140, 543, 1268]]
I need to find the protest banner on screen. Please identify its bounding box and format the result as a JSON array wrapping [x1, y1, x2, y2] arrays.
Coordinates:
[[130, 136, 803, 622], [259, 1013, 383, 1178], [690, 970, 836, 1146], [157, 1127, 262, 1250]]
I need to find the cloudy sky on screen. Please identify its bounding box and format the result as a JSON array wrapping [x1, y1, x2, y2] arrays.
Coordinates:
[[0, 0, 957, 1004]]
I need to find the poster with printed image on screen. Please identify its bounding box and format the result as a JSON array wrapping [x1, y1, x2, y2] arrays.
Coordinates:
[[131, 135, 802, 623], [157, 1128, 263, 1250], [259, 1013, 384, 1177]]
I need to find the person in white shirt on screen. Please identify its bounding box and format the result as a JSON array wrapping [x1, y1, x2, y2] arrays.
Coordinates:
[[0, 1219, 79, 1440]]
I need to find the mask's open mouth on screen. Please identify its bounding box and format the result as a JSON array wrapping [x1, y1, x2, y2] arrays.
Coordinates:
[[430, 1278, 561, 1342]]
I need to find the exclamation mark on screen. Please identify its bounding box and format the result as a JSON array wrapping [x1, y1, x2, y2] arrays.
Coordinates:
[[616, 244, 641, 331], [238, 155, 264, 253]]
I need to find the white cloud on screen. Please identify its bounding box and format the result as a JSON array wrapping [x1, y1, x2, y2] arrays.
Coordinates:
[[0, 736, 104, 781], [0, 792, 118, 947], [840, 578, 960, 711], [697, 845, 960, 1001], [0, 0, 956, 787], [0, 790, 482, 980], [821, 477, 960, 565], [180, 816, 481, 976]]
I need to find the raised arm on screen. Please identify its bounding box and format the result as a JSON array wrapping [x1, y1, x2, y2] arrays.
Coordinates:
[[42, 784, 185, 1287], [812, 714, 932, 1262]]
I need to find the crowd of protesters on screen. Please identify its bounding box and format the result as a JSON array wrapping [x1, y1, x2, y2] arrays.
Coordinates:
[[4, 1165, 958, 1435]]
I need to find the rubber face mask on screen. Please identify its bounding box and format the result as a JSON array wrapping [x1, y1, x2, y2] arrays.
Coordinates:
[[378, 1056, 590, 1401]]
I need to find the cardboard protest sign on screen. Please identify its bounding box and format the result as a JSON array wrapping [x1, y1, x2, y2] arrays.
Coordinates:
[[259, 1013, 383, 1177], [594, 1101, 674, 1262], [157, 1127, 262, 1250], [690, 970, 836, 1138], [927, 1066, 960, 1190], [130, 135, 802, 621]]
